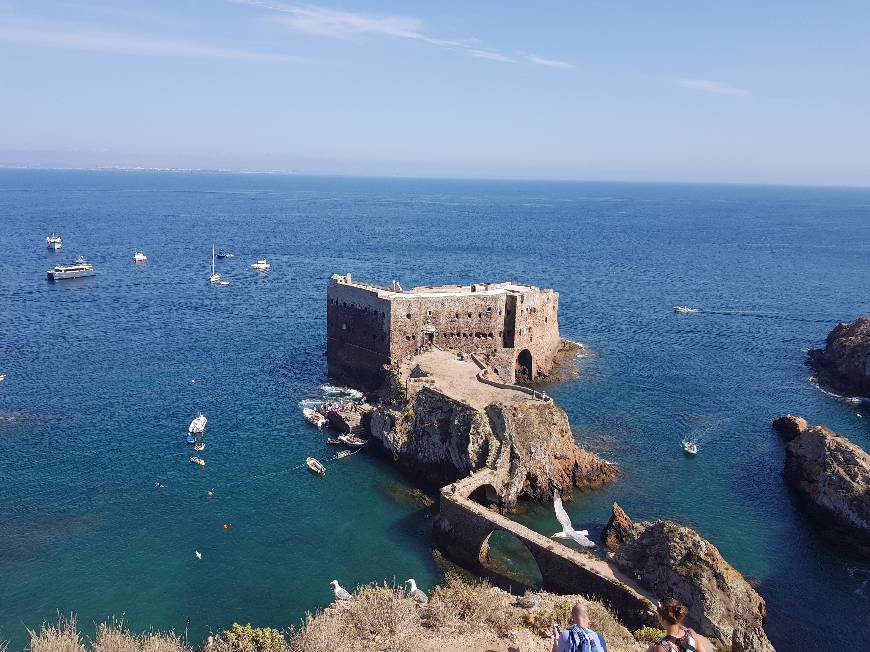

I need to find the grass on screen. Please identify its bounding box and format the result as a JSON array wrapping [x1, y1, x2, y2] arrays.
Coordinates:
[[12, 576, 644, 652]]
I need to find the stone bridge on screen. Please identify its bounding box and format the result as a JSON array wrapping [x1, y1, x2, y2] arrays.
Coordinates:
[[433, 470, 658, 630]]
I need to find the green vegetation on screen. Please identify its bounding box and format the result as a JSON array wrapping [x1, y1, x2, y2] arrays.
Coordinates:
[[221, 624, 286, 652], [632, 626, 667, 644]]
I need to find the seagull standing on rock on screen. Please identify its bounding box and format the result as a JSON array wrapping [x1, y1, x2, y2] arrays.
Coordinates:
[[552, 492, 596, 548], [330, 580, 353, 601], [406, 579, 428, 604]]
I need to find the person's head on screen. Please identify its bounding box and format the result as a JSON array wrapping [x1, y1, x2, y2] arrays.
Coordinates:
[[656, 599, 688, 627], [569, 602, 590, 628]]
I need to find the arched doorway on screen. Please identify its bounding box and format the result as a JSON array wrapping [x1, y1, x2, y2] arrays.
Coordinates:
[[515, 349, 533, 383], [479, 530, 543, 592], [469, 483, 501, 508]]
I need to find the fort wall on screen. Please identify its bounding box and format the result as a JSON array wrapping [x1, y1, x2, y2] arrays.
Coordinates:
[[326, 274, 562, 389]]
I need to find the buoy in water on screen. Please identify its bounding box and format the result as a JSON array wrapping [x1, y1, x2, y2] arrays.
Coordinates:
[[208, 490, 214, 497], [223, 523, 229, 530]]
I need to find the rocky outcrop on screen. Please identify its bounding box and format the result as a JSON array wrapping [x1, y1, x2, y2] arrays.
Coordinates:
[[607, 507, 773, 652], [807, 317, 870, 397], [772, 417, 870, 549], [602, 502, 634, 552], [771, 415, 808, 441], [368, 386, 618, 507]]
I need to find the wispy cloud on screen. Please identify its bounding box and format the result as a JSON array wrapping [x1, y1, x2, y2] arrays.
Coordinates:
[[0, 22, 304, 63], [234, 1, 571, 69], [523, 54, 574, 69], [674, 78, 750, 97]]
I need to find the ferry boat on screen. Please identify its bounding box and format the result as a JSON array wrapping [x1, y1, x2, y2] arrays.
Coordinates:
[[251, 259, 271, 271], [46, 233, 63, 251], [46, 257, 95, 281]]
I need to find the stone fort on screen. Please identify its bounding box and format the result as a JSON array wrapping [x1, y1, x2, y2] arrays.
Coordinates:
[[326, 273, 562, 388]]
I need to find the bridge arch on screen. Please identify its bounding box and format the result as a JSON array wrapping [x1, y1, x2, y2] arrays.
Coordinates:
[[479, 529, 544, 590], [516, 349, 533, 382]]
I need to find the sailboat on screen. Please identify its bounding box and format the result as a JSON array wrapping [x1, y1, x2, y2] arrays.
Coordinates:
[[210, 245, 221, 284]]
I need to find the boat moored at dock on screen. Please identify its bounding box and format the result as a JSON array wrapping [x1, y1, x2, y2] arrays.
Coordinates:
[[46, 257, 95, 281]]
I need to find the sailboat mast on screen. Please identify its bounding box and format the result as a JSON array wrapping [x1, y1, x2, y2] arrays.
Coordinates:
[[212, 244, 215, 276]]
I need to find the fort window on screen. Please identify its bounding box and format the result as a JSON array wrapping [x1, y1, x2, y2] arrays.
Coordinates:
[[427, 310, 432, 316], [406, 313, 412, 319], [468, 312, 472, 317], [341, 323, 347, 330]]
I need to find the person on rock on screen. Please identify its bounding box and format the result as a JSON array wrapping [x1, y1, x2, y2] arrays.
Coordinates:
[[647, 598, 709, 652], [551, 602, 607, 652]]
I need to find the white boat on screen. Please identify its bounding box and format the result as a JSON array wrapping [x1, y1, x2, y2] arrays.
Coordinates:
[[46, 233, 62, 251], [251, 259, 271, 271], [133, 252, 147, 263], [189, 412, 207, 434], [682, 440, 698, 455], [210, 245, 221, 284], [673, 306, 699, 314], [338, 434, 367, 448], [0, 373, 6, 383], [303, 407, 328, 428], [306, 457, 326, 475], [46, 257, 96, 281]]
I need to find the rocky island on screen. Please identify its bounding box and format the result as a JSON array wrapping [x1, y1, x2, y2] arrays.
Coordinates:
[[772, 415, 870, 551], [807, 316, 870, 398]]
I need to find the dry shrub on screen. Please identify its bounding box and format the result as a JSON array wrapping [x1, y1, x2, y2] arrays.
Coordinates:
[[27, 614, 86, 652], [339, 584, 421, 650], [93, 619, 186, 652], [633, 626, 666, 644], [286, 613, 341, 652], [425, 574, 514, 634]]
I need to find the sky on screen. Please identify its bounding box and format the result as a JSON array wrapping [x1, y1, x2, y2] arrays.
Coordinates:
[[1, 0, 869, 185]]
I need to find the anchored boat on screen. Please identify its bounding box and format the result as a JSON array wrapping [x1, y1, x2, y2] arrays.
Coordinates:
[[251, 259, 271, 271], [306, 457, 326, 476], [338, 434, 367, 448], [46, 257, 95, 281], [46, 233, 62, 251], [682, 440, 699, 455], [189, 412, 207, 434], [673, 306, 699, 314], [303, 407, 328, 429]]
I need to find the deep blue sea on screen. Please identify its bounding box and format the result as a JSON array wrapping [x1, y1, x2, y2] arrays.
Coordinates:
[[1, 170, 869, 651]]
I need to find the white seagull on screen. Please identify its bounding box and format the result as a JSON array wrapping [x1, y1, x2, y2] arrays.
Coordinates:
[[330, 580, 352, 601], [552, 492, 595, 548], [406, 579, 428, 604], [194, 550, 202, 560]]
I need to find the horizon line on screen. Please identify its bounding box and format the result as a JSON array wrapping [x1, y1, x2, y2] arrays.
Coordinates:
[[0, 163, 868, 191]]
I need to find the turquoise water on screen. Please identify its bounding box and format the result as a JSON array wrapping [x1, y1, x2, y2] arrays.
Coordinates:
[[1, 170, 869, 650]]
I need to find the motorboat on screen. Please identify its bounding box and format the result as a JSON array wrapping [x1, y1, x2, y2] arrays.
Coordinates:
[[186, 434, 196, 444], [194, 442, 205, 451], [133, 252, 147, 263], [216, 249, 234, 259], [335, 450, 353, 459], [46, 257, 95, 281], [210, 244, 221, 284], [190, 456, 206, 466], [0, 373, 6, 383], [303, 407, 328, 428], [251, 259, 271, 271], [682, 440, 699, 455], [46, 233, 62, 251], [326, 437, 343, 445], [306, 457, 326, 476], [338, 434, 367, 448], [673, 306, 699, 314], [188, 412, 207, 434]]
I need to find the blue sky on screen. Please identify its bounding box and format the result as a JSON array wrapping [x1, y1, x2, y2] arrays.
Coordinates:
[[1, 1, 868, 184]]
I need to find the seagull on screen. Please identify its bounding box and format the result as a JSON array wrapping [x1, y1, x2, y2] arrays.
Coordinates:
[[330, 580, 352, 601], [552, 492, 595, 548], [194, 550, 202, 560], [406, 579, 428, 604]]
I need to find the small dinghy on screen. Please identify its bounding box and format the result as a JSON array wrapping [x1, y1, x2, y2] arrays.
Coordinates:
[[189, 413, 207, 434], [186, 434, 196, 444], [194, 442, 205, 451], [682, 440, 698, 456], [338, 434, 367, 448], [190, 456, 206, 466], [306, 457, 326, 476], [303, 407, 328, 429], [335, 450, 353, 459]]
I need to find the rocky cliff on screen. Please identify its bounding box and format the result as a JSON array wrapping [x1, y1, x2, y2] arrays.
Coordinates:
[[368, 385, 618, 506], [807, 316, 870, 397], [772, 416, 870, 550], [604, 505, 774, 652]]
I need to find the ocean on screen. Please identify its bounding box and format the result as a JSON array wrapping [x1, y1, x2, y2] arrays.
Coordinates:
[[0, 170, 868, 650]]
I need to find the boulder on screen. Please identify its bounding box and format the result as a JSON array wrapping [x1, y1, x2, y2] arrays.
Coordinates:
[[771, 415, 808, 441], [613, 517, 773, 652], [602, 502, 634, 552], [807, 317, 870, 397], [780, 420, 870, 548]]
